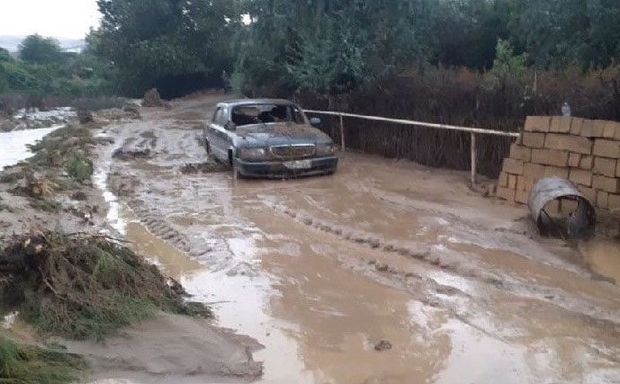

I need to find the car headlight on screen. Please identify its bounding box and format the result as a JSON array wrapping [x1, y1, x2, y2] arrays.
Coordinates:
[[238, 147, 268, 161], [316, 143, 335, 156]]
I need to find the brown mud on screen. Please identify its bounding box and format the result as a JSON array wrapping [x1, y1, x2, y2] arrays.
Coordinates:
[[0, 107, 264, 383], [87, 93, 620, 383]]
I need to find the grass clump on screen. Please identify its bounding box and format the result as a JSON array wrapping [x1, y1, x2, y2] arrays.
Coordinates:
[[0, 336, 84, 384], [0, 232, 211, 340], [28, 125, 92, 169], [65, 155, 93, 183]]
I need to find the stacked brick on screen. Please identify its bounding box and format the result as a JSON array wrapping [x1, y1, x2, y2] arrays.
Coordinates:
[[497, 116, 620, 211]]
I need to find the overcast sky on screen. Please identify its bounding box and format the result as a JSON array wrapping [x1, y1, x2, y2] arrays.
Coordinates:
[[0, 0, 100, 39]]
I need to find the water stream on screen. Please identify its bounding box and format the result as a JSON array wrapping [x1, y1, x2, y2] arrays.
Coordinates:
[[0, 125, 63, 170]]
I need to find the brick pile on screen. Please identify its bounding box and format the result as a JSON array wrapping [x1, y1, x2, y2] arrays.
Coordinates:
[[497, 116, 620, 211]]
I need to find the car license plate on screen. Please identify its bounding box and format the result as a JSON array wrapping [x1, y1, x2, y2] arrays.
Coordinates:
[[284, 160, 312, 170]]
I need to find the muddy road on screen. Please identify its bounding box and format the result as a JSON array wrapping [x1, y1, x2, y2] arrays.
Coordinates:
[[94, 93, 620, 384]]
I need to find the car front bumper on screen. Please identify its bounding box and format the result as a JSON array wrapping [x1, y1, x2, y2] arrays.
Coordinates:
[[235, 156, 338, 178]]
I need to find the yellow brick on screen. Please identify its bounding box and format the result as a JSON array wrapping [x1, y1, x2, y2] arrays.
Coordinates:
[[544, 133, 592, 155], [593, 139, 620, 159], [508, 174, 518, 189], [510, 143, 532, 162], [597, 190, 609, 209], [613, 122, 620, 141], [569, 168, 593, 187], [524, 116, 551, 133], [550, 116, 572, 133], [544, 200, 560, 214], [570, 118, 584, 135], [503, 158, 524, 175], [560, 199, 579, 214], [603, 121, 619, 139], [578, 185, 596, 203], [523, 162, 546, 181], [581, 119, 605, 138], [608, 193, 620, 211], [517, 175, 533, 192], [593, 175, 620, 193], [544, 166, 569, 179], [532, 149, 569, 167], [568, 153, 581, 167], [593, 157, 617, 177], [580, 156, 594, 170], [522, 132, 546, 148], [498, 172, 508, 188], [515, 188, 529, 205], [496, 186, 516, 202]]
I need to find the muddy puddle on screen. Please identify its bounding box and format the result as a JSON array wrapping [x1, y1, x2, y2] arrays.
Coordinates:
[[0, 125, 62, 170], [580, 238, 620, 284]]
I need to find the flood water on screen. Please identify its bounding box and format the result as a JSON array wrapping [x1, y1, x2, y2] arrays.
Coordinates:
[[580, 238, 620, 284], [0, 126, 62, 170], [87, 95, 620, 384]]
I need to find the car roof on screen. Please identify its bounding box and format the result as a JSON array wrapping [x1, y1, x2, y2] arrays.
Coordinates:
[[216, 99, 298, 108]]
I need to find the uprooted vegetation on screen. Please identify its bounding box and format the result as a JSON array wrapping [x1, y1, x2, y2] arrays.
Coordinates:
[[0, 232, 211, 341], [4, 124, 96, 213], [0, 336, 84, 384]]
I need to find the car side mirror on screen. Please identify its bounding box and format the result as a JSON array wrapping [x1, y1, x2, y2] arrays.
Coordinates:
[[224, 121, 236, 131], [310, 117, 321, 128]]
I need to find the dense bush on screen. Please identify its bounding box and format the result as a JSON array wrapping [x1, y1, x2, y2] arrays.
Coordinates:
[[299, 63, 620, 178], [0, 34, 115, 109]]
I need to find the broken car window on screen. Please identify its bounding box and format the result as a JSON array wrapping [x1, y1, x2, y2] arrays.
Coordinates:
[[231, 104, 305, 126]]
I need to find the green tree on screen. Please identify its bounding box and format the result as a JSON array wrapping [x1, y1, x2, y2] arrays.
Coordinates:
[[0, 65, 8, 93], [0, 47, 12, 63], [95, 0, 241, 95], [18, 35, 65, 65], [236, 0, 434, 97], [510, 0, 620, 68]]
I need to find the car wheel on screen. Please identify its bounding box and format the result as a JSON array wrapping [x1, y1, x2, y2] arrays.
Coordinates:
[[232, 162, 241, 181]]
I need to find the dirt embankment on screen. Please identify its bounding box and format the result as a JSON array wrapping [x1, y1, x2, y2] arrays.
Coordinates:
[[0, 106, 263, 383]]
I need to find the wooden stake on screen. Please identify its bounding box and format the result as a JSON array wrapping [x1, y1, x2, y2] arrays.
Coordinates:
[[470, 132, 477, 185], [339, 114, 345, 151]]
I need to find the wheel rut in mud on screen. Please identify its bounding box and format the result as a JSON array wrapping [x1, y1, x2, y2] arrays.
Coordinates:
[[93, 93, 620, 384]]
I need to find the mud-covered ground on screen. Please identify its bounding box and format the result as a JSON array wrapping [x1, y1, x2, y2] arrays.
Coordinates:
[[0, 105, 263, 384], [82, 92, 620, 384]]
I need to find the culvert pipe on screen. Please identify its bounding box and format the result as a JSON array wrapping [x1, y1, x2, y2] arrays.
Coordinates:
[[528, 177, 596, 239]]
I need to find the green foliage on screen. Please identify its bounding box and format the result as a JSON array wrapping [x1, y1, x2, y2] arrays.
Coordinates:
[[94, 0, 241, 95], [0, 34, 114, 99], [0, 48, 11, 63], [18, 35, 65, 65], [66, 155, 94, 183], [235, 0, 432, 96], [510, 0, 620, 68], [483, 39, 528, 90], [0, 336, 84, 384], [0, 232, 211, 340]]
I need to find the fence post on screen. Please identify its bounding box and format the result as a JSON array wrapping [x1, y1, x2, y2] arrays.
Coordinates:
[[339, 114, 345, 151], [470, 132, 477, 185]]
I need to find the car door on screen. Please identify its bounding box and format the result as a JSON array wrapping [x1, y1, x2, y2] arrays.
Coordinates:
[[206, 107, 230, 162]]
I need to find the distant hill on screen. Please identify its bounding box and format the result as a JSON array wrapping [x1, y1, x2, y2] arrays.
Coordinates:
[[0, 36, 86, 53]]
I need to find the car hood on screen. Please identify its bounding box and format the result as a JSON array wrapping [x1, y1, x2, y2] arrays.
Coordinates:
[[235, 123, 332, 146]]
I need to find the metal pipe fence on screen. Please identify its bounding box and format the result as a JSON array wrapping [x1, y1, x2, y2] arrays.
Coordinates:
[[303, 109, 521, 185]]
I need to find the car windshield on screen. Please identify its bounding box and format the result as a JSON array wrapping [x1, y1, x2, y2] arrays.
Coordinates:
[[231, 104, 305, 126]]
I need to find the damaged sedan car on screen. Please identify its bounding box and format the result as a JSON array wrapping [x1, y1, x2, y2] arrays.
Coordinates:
[[203, 99, 338, 178]]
